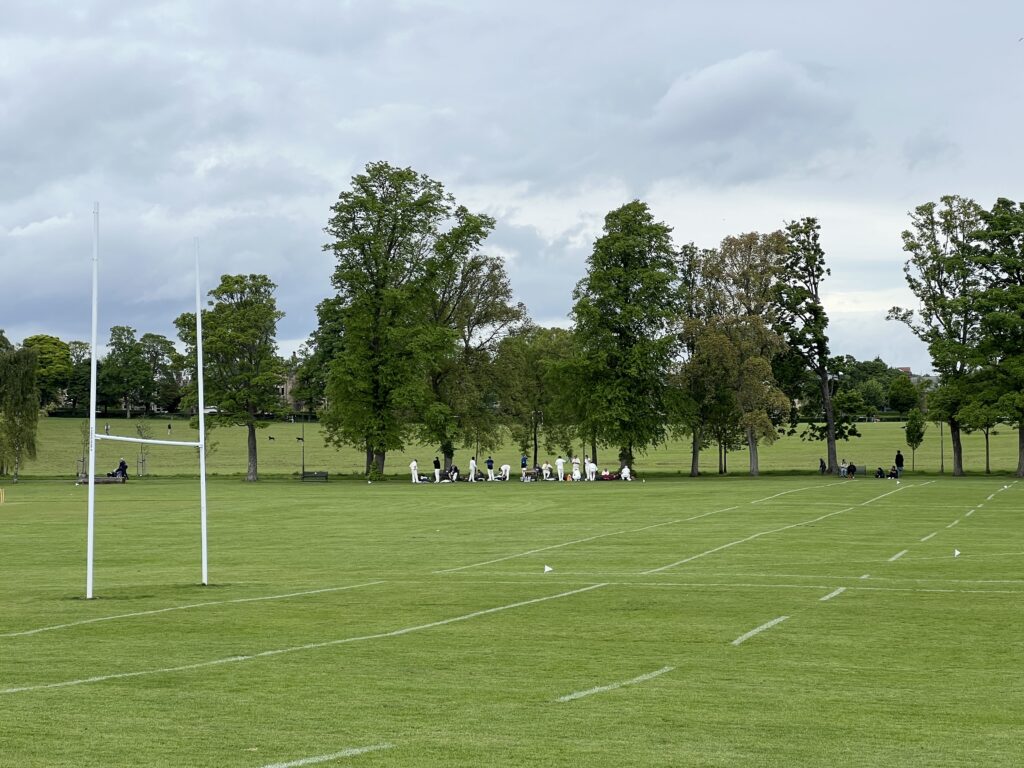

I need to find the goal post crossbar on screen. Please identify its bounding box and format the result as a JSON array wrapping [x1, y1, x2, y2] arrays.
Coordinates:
[[86, 205, 208, 599], [96, 435, 202, 449]]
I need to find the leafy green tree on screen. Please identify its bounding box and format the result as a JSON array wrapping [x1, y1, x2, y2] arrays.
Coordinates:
[[774, 217, 844, 473], [972, 197, 1024, 475], [495, 326, 573, 466], [0, 330, 13, 352], [858, 379, 886, 416], [903, 407, 927, 470], [887, 374, 919, 418], [320, 162, 464, 476], [569, 200, 683, 468], [957, 394, 1002, 474], [889, 195, 987, 475], [139, 333, 183, 412], [419, 206, 527, 467], [176, 274, 285, 482], [99, 326, 152, 417], [22, 334, 71, 410], [715, 231, 790, 475], [0, 346, 39, 481]]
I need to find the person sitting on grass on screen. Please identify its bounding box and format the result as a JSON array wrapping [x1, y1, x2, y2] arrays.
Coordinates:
[[620, 465, 632, 481], [108, 458, 129, 480], [888, 465, 899, 479], [847, 462, 857, 479], [875, 467, 885, 479]]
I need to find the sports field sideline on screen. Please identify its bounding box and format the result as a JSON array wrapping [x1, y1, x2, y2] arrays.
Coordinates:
[[1, 475, 1022, 766]]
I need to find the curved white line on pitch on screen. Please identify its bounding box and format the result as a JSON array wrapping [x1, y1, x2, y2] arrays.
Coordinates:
[[258, 744, 394, 767], [557, 665, 674, 702], [1, 584, 606, 695], [750, 481, 845, 504], [0, 582, 386, 638], [642, 485, 915, 575], [434, 507, 739, 574], [731, 615, 789, 645]]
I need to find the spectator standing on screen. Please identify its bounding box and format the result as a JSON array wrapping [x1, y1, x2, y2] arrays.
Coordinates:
[[410, 459, 419, 484], [895, 450, 904, 477], [469, 456, 478, 482], [433, 456, 441, 483], [499, 463, 511, 481], [486, 456, 495, 481], [555, 456, 565, 481]]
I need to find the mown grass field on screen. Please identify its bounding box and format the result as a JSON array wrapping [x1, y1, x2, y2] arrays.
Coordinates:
[[1, 475, 1022, 766], [16, 415, 1024, 478]]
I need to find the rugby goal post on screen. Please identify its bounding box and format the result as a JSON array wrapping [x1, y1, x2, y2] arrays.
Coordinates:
[[85, 203, 209, 598]]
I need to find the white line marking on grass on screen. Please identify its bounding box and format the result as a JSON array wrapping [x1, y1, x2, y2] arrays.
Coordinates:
[[860, 574, 870, 579], [642, 485, 913, 575], [920, 532, 937, 542], [557, 666, 674, 702], [987, 494, 995, 501], [731, 616, 789, 646], [888, 550, 908, 562], [965, 509, 974, 517], [750, 482, 844, 504], [435, 507, 739, 574], [977, 504, 984, 509], [0, 584, 606, 695], [946, 519, 960, 529], [0, 582, 387, 638], [258, 744, 394, 767], [819, 587, 846, 602]]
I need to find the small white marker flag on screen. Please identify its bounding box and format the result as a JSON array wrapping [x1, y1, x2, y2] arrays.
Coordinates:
[[544, 565, 553, 573], [954, 549, 960, 558]]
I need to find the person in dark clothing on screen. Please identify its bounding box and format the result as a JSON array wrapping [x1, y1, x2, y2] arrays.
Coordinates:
[[895, 450, 904, 477], [432, 456, 441, 483], [819, 458, 827, 474], [847, 462, 857, 479], [108, 458, 129, 479]]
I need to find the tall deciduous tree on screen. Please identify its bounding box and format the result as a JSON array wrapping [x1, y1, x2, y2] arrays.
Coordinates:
[[99, 326, 151, 417], [715, 231, 790, 475], [319, 161, 493, 476], [972, 197, 1024, 475], [774, 217, 843, 474], [419, 206, 527, 467], [22, 334, 71, 410], [0, 346, 39, 481], [889, 195, 987, 475], [570, 200, 682, 468], [176, 274, 285, 482]]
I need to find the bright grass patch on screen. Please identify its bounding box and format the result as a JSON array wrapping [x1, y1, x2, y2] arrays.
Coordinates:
[[1, 476, 1022, 766]]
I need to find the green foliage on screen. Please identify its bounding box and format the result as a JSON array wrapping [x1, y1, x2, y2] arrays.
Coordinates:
[[0, 346, 39, 480], [570, 200, 683, 465], [319, 161, 456, 474], [176, 273, 285, 481], [887, 374, 919, 417], [21, 334, 71, 410], [904, 407, 927, 452], [98, 326, 152, 416]]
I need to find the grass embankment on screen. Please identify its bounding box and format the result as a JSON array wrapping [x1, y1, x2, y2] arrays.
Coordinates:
[[13, 414, 1022, 479]]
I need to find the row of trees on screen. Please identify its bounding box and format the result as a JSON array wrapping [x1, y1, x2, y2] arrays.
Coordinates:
[[8, 165, 1019, 481], [890, 195, 1024, 476], [296, 162, 930, 479]]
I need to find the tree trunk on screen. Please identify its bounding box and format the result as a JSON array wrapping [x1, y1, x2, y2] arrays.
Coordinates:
[[532, 422, 539, 468], [364, 444, 373, 476], [690, 428, 701, 477], [950, 417, 964, 476], [818, 370, 839, 474], [1017, 428, 1024, 478], [591, 437, 598, 467], [718, 440, 725, 474], [985, 430, 991, 474], [373, 451, 385, 476], [246, 422, 258, 481], [746, 427, 759, 476]]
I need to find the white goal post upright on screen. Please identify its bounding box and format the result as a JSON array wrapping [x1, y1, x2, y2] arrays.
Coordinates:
[[85, 207, 209, 598]]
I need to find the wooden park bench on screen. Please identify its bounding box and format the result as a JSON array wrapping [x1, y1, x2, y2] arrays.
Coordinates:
[[78, 475, 126, 484], [301, 471, 329, 482]]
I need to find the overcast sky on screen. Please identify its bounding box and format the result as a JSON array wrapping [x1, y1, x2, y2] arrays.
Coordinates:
[[3, 1, 1023, 374]]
